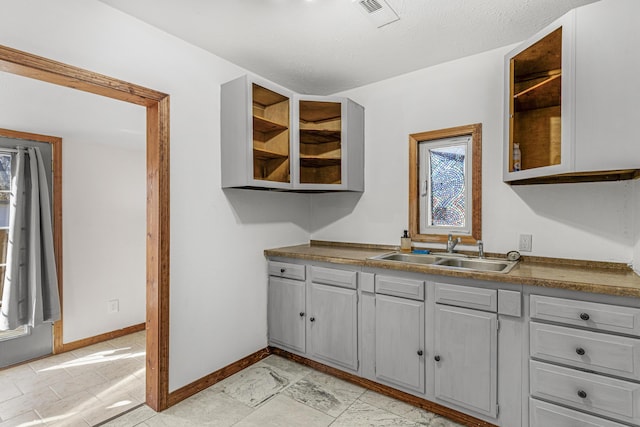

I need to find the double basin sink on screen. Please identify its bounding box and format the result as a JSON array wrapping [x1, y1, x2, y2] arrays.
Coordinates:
[[369, 252, 518, 274]]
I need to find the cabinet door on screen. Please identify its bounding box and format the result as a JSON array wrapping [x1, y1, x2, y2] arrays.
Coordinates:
[[434, 305, 498, 418], [268, 276, 305, 353], [308, 282, 358, 371], [375, 294, 425, 393]]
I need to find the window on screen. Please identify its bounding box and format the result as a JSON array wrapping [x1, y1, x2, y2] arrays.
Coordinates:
[[0, 153, 10, 301], [409, 124, 482, 245]]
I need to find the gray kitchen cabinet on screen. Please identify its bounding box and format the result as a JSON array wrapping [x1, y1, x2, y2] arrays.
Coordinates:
[[434, 304, 498, 418], [221, 75, 364, 191], [267, 276, 306, 353], [375, 293, 425, 394], [503, 0, 640, 184], [308, 282, 358, 371]]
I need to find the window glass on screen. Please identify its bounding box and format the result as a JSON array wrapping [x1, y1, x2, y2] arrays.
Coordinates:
[[428, 144, 466, 228]]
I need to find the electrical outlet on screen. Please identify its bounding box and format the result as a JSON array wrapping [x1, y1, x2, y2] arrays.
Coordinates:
[[518, 234, 532, 252], [108, 299, 119, 313]]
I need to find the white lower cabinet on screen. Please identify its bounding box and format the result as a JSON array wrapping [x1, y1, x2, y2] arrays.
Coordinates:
[[374, 293, 425, 393], [434, 304, 498, 418], [268, 273, 306, 353], [308, 282, 358, 371], [529, 293, 640, 426], [530, 398, 627, 427]]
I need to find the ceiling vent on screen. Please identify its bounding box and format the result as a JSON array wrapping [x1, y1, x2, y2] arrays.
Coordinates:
[[355, 0, 400, 28]]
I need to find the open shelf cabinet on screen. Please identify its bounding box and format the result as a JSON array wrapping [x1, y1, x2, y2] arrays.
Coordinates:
[[221, 76, 364, 191], [509, 27, 563, 174], [298, 100, 342, 186], [251, 83, 290, 183], [503, 2, 640, 184]]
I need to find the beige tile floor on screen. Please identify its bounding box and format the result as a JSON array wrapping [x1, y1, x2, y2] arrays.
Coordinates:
[[105, 355, 464, 427], [1, 332, 464, 427], [0, 331, 146, 427]]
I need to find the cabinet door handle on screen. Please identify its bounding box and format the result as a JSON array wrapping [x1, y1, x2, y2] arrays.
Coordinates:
[[280, 268, 286, 273], [576, 347, 586, 356], [577, 390, 588, 399], [299, 312, 305, 317], [309, 317, 315, 322], [417, 350, 423, 356], [580, 312, 590, 321], [434, 355, 441, 362]]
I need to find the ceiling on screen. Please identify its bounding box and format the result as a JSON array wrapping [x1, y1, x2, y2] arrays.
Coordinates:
[[99, 0, 597, 95]]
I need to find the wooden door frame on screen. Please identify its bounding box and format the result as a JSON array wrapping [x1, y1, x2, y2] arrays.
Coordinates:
[[0, 44, 171, 411]]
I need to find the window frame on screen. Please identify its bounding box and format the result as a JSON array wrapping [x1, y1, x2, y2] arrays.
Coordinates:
[[409, 123, 482, 245]]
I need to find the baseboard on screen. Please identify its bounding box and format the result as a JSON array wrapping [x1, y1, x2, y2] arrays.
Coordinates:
[[167, 347, 271, 407], [269, 347, 497, 427], [57, 323, 146, 353]]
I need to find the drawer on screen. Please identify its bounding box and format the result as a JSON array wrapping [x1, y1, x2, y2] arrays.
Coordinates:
[[530, 295, 640, 337], [268, 261, 305, 281], [435, 283, 497, 312], [375, 275, 424, 301], [530, 322, 640, 380], [530, 398, 627, 427], [310, 266, 357, 289], [530, 360, 640, 425]]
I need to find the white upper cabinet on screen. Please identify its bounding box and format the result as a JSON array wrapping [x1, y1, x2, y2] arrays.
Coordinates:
[[221, 75, 364, 192], [503, 1, 640, 184]]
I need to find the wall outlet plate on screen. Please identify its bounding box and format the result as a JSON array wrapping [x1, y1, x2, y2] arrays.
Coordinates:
[[518, 234, 532, 252], [108, 299, 119, 313]]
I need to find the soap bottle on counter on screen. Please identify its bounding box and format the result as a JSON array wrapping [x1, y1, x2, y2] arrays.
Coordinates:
[[400, 230, 412, 253], [513, 143, 521, 172]]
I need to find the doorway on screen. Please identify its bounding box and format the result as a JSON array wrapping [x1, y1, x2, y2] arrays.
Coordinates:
[[0, 44, 171, 411], [0, 132, 59, 368]]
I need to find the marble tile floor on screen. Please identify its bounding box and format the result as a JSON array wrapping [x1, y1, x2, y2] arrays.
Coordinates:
[[0, 331, 146, 427], [104, 355, 464, 427]]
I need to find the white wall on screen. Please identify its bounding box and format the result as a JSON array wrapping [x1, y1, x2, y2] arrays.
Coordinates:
[[63, 141, 146, 342], [0, 0, 310, 391], [634, 180, 640, 274], [312, 45, 635, 263]]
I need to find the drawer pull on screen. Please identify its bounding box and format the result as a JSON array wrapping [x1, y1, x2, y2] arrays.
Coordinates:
[[576, 347, 586, 356], [434, 355, 441, 362], [309, 317, 316, 322], [299, 312, 305, 317], [280, 268, 286, 273], [580, 312, 590, 321], [417, 350, 423, 356], [577, 390, 588, 399]]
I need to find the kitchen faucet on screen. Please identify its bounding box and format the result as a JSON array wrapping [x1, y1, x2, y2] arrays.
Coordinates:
[[446, 234, 461, 253]]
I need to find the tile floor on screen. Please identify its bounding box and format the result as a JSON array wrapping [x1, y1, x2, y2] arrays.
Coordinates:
[[0, 331, 146, 426], [104, 354, 464, 427], [1, 332, 464, 427]]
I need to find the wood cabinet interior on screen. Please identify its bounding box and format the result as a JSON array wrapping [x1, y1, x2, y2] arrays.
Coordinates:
[[252, 84, 290, 182], [299, 100, 342, 184], [510, 27, 562, 172]]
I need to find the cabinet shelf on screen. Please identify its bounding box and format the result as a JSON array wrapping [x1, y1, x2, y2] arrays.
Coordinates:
[[514, 73, 561, 111], [300, 130, 341, 144], [300, 157, 342, 168], [253, 147, 288, 160], [253, 116, 288, 134]]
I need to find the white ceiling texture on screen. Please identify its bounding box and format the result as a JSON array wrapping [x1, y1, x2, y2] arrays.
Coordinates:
[[99, 0, 598, 95]]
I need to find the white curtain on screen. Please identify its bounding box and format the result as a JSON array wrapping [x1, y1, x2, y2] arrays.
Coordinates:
[[0, 147, 60, 331]]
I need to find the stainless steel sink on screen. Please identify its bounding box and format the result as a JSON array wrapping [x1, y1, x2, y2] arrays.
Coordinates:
[[369, 252, 518, 274], [373, 253, 440, 265]]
